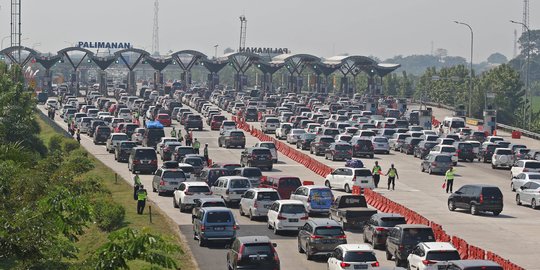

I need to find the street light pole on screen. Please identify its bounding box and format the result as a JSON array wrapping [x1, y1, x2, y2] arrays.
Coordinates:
[[454, 21, 474, 118], [510, 20, 531, 129]]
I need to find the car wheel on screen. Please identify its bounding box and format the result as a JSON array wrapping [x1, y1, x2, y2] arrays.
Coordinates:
[[385, 250, 392, 260], [173, 198, 179, 208], [297, 240, 304, 253], [448, 200, 456, 211], [470, 204, 479, 215], [532, 199, 538, 209], [325, 180, 332, 189], [344, 184, 351, 193]]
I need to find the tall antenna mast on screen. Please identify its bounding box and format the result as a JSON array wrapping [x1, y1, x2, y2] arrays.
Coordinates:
[[522, 0, 529, 33], [239, 15, 247, 52], [152, 0, 160, 55]]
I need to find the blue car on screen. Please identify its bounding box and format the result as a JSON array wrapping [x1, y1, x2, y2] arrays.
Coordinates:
[[193, 207, 238, 247]]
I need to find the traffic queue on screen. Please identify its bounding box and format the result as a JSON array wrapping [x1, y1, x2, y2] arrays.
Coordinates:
[[46, 86, 509, 270]]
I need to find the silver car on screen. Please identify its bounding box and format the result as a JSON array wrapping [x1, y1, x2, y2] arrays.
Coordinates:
[[371, 136, 390, 154], [239, 188, 281, 220]]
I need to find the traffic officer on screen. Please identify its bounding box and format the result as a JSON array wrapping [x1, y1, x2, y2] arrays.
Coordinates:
[[193, 138, 201, 154], [445, 166, 455, 193], [133, 173, 142, 200], [372, 161, 382, 188], [136, 185, 148, 214], [386, 164, 399, 190], [203, 143, 209, 164], [170, 127, 177, 138]]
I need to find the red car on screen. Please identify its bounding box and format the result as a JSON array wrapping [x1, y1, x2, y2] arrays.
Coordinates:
[[156, 113, 171, 127]]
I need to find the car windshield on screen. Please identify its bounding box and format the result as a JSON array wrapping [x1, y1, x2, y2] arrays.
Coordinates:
[[343, 251, 377, 262], [379, 217, 407, 227], [525, 162, 540, 169], [187, 186, 210, 193], [280, 204, 305, 214], [242, 169, 262, 177], [402, 228, 435, 244], [435, 155, 452, 162], [257, 192, 280, 201], [426, 250, 461, 261], [259, 143, 275, 149], [314, 226, 344, 236], [206, 211, 232, 223], [163, 171, 185, 179], [230, 179, 250, 188], [354, 169, 372, 177]]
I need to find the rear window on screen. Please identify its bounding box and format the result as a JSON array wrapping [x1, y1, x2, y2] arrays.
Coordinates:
[[206, 211, 232, 223], [482, 187, 503, 197], [496, 149, 512, 155], [257, 192, 280, 201], [525, 162, 540, 169], [379, 217, 407, 227], [252, 149, 271, 155], [314, 226, 344, 236], [259, 143, 275, 149], [163, 171, 186, 179], [335, 144, 352, 150], [242, 168, 262, 177], [280, 204, 305, 214], [426, 250, 461, 261], [230, 179, 251, 189], [343, 251, 377, 262], [435, 155, 452, 162], [187, 186, 210, 193], [402, 228, 435, 243], [354, 169, 372, 177]]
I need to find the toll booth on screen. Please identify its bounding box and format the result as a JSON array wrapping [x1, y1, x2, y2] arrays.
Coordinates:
[[454, 104, 466, 119], [419, 108, 433, 130], [364, 98, 377, 114], [483, 110, 497, 135], [397, 98, 407, 114]]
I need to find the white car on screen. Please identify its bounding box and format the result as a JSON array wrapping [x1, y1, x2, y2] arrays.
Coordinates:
[[407, 242, 460, 270], [254, 141, 278, 163], [287, 129, 306, 144], [511, 172, 540, 191], [173, 182, 212, 212], [239, 188, 280, 220], [275, 123, 293, 140], [516, 180, 540, 209], [325, 167, 374, 193], [266, 199, 308, 234], [511, 160, 540, 178], [430, 145, 458, 165], [327, 244, 379, 270]]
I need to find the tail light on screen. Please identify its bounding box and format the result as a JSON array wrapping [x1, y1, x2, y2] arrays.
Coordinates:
[[422, 260, 436, 265], [336, 234, 347, 239], [200, 225, 206, 231], [340, 262, 351, 268], [159, 180, 165, 186], [371, 262, 380, 267], [277, 215, 287, 220], [310, 235, 323, 239], [480, 194, 484, 204]]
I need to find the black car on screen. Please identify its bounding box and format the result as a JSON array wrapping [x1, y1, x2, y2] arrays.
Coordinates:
[[401, 137, 422, 155], [93, 126, 111, 145], [447, 184, 503, 216], [115, 141, 137, 162], [385, 224, 435, 267], [296, 133, 316, 150], [414, 141, 437, 159], [362, 213, 406, 249], [453, 142, 475, 162], [240, 147, 273, 171], [226, 236, 280, 270]]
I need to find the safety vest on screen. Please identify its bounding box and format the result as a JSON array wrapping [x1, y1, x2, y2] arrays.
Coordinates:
[[193, 141, 200, 149], [137, 189, 147, 201], [372, 165, 381, 174], [388, 168, 397, 177], [445, 169, 455, 180]]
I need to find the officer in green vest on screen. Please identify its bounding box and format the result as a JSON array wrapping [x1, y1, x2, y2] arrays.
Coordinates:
[[136, 185, 148, 214], [193, 138, 201, 154], [133, 173, 142, 200], [386, 164, 399, 190], [372, 161, 382, 188], [445, 166, 455, 193], [170, 127, 177, 138]]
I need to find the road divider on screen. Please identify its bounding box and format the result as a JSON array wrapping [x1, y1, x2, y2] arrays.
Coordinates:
[[232, 116, 524, 270]]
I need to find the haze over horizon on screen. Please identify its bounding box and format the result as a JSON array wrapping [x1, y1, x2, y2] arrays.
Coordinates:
[[0, 0, 537, 63]]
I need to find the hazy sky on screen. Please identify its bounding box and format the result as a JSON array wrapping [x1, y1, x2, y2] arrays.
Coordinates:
[[0, 0, 537, 63]]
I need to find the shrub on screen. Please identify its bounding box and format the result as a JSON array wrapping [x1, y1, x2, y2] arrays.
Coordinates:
[[93, 200, 125, 232]]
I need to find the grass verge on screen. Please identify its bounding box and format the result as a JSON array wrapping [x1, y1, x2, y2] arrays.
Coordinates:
[[37, 115, 197, 270]]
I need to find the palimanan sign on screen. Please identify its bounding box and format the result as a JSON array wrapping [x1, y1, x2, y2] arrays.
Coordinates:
[[77, 41, 132, 49]]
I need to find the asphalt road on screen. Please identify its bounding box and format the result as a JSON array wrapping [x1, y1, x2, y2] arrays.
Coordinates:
[[41, 101, 539, 270]]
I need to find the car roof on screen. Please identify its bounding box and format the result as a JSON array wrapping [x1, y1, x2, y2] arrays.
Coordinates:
[[420, 242, 456, 251], [338, 244, 374, 252], [309, 218, 341, 227], [236, 236, 272, 244]]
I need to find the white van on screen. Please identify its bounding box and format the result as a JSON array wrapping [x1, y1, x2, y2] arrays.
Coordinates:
[[443, 117, 466, 134]]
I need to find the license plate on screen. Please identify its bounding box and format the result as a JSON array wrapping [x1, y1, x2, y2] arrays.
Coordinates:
[[289, 218, 298, 222], [354, 265, 368, 270], [213, 227, 225, 231]]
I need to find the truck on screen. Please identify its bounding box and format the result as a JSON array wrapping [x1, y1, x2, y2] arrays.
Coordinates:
[[329, 195, 377, 230]]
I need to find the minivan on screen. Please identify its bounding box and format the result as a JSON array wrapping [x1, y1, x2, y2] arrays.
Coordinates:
[[128, 147, 158, 173], [447, 184, 503, 216], [193, 207, 238, 247]]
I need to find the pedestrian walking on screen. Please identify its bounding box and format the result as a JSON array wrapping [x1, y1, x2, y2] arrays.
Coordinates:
[[444, 166, 455, 193], [372, 161, 382, 188], [170, 126, 177, 138], [193, 138, 201, 154], [203, 143, 209, 164], [136, 185, 148, 214], [185, 133, 192, 146], [386, 164, 399, 190], [76, 129, 81, 144], [133, 173, 142, 200]]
